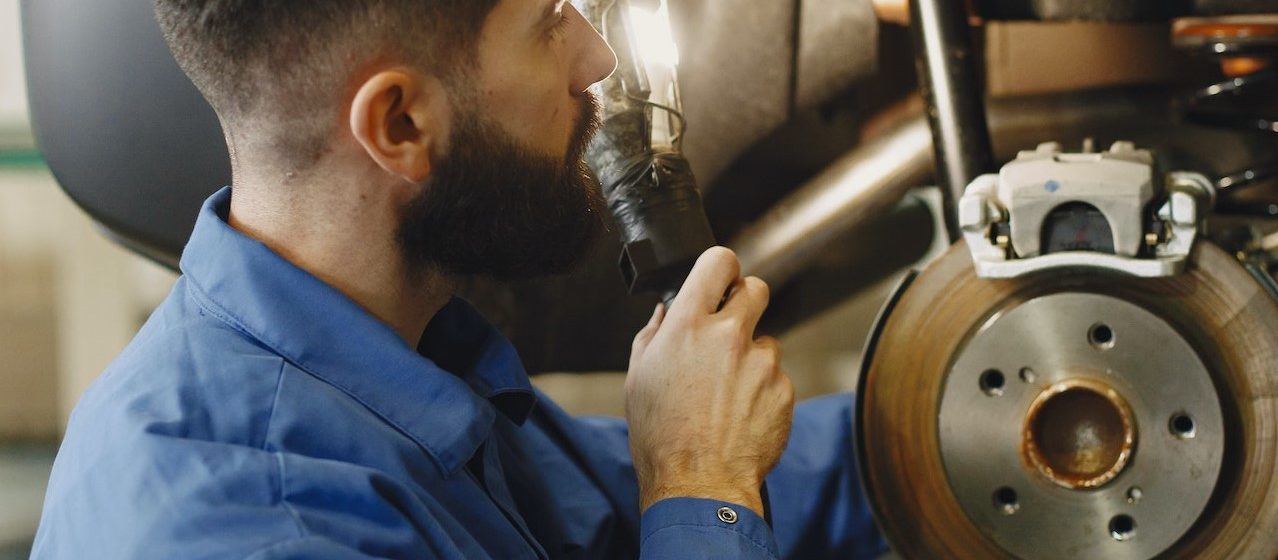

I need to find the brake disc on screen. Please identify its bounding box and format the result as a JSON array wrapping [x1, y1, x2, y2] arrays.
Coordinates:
[[856, 240, 1278, 559]]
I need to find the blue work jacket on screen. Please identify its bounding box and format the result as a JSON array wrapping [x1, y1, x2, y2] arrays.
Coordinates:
[[32, 188, 885, 559]]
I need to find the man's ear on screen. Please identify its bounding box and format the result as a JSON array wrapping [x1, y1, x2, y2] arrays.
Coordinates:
[[349, 70, 448, 184]]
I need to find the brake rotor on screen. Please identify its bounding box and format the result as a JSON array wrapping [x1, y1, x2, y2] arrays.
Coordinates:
[[857, 240, 1278, 559]]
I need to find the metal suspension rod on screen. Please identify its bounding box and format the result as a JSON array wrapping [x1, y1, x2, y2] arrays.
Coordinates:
[[730, 115, 934, 288], [908, 0, 995, 242]]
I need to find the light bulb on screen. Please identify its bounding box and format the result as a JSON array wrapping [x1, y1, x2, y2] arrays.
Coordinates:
[[628, 1, 679, 69]]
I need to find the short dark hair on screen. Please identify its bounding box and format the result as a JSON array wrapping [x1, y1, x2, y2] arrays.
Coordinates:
[[153, 0, 499, 166]]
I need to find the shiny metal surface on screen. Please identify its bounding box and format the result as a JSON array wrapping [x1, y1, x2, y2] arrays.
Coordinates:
[[939, 293, 1224, 560], [729, 116, 933, 287]]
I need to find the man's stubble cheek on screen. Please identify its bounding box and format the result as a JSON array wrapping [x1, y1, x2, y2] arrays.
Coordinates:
[[395, 105, 607, 280]]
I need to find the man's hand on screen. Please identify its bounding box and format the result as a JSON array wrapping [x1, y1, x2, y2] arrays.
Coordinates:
[[625, 247, 795, 518]]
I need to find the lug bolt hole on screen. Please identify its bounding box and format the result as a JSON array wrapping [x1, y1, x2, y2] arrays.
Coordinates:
[[1170, 413, 1196, 439], [1089, 323, 1116, 350], [993, 487, 1019, 515], [980, 369, 1006, 396], [1019, 367, 1037, 384], [1109, 514, 1136, 541], [1126, 486, 1143, 504]]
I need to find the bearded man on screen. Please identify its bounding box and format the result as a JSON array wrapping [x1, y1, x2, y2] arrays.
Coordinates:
[[31, 1, 885, 558]]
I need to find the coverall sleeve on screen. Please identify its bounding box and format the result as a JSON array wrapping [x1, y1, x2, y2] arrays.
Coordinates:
[[639, 497, 781, 559]]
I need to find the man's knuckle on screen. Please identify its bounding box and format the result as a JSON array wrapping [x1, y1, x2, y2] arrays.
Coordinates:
[[722, 313, 747, 333], [663, 310, 693, 331], [746, 276, 770, 302], [756, 335, 780, 352], [763, 351, 781, 370], [709, 246, 737, 261], [705, 247, 741, 275], [702, 246, 730, 265]]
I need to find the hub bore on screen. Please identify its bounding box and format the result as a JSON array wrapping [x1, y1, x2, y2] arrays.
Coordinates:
[[1023, 379, 1136, 489]]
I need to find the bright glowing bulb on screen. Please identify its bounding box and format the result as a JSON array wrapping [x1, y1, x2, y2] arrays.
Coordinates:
[[629, 2, 679, 68]]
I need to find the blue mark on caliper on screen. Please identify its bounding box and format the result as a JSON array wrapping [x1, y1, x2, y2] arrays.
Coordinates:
[[1045, 180, 1061, 193]]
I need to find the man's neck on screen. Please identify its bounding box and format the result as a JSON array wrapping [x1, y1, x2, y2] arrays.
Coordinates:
[[226, 176, 456, 347]]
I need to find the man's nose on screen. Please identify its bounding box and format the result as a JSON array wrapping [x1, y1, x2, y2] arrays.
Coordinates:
[[570, 4, 619, 94]]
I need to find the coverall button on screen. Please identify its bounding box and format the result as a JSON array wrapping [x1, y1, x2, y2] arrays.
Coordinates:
[[717, 506, 738, 524]]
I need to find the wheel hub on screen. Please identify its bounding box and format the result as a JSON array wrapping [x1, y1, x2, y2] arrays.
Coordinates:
[[938, 293, 1224, 559], [1023, 378, 1136, 490]]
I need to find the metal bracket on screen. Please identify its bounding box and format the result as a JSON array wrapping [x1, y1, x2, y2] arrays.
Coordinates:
[[960, 141, 1215, 279]]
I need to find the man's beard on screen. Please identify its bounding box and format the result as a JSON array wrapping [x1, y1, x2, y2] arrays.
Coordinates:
[[396, 94, 607, 281]]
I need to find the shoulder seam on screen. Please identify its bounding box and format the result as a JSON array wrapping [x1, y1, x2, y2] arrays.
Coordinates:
[[185, 275, 263, 345]]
